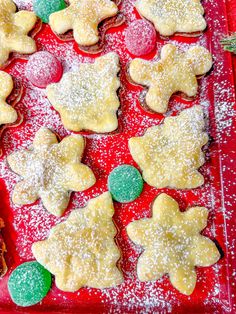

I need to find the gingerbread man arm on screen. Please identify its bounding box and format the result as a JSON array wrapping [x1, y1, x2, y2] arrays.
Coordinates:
[[0, 71, 17, 125]]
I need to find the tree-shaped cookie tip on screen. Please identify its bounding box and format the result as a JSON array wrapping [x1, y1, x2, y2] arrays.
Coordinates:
[[7, 127, 96, 216], [129, 106, 208, 189], [0, 0, 37, 67], [32, 192, 123, 292], [129, 44, 212, 113], [127, 193, 220, 295]]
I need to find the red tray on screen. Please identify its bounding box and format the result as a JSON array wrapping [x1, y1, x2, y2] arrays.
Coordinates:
[[0, 0, 236, 313]]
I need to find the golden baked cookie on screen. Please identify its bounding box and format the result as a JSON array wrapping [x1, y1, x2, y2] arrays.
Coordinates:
[[7, 127, 96, 216], [129, 44, 212, 113], [129, 106, 208, 189], [49, 0, 118, 46], [47, 53, 120, 133], [127, 193, 220, 295], [0, 71, 17, 126], [135, 0, 206, 36], [0, 0, 37, 67], [32, 192, 123, 292]]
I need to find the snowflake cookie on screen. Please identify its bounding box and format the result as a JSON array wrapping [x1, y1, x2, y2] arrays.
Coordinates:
[[7, 127, 96, 216], [0, 71, 17, 126], [49, 0, 118, 46], [0, 218, 7, 277], [0, 0, 37, 67], [32, 192, 123, 292], [127, 193, 220, 295], [129, 106, 208, 189], [135, 0, 206, 36], [129, 44, 212, 113], [47, 53, 120, 133]]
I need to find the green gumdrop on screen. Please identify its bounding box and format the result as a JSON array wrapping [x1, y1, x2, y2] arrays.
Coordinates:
[[8, 261, 52, 307], [108, 165, 143, 203], [33, 0, 66, 23]]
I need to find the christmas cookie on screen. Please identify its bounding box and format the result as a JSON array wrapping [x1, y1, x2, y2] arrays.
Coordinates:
[[0, 71, 17, 126], [49, 0, 118, 46], [46, 53, 120, 133], [7, 127, 96, 216], [129, 106, 208, 189], [32, 192, 123, 292], [135, 0, 206, 36], [8, 261, 52, 307], [129, 44, 212, 113], [0, 0, 37, 67], [0, 218, 7, 277], [127, 193, 220, 295]]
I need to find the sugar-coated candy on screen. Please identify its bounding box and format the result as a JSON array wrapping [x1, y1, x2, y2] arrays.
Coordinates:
[[125, 19, 157, 56], [108, 165, 143, 203], [25, 51, 63, 88], [8, 261, 52, 307]]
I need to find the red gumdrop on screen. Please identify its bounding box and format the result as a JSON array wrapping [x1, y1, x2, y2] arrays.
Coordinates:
[[25, 51, 63, 88], [125, 19, 157, 56]]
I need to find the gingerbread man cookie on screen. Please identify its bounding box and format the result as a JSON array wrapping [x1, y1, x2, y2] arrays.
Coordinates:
[[127, 193, 220, 295], [129, 106, 208, 189], [129, 44, 212, 113], [49, 0, 118, 46], [0, 218, 7, 277], [47, 53, 120, 133], [0, 0, 37, 67], [135, 0, 206, 36], [7, 127, 96, 216], [32, 192, 123, 292], [0, 71, 17, 126]]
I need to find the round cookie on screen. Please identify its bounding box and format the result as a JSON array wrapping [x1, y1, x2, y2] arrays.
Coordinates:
[[33, 0, 66, 23], [8, 261, 52, 307], [25, 51, 63, 88], [125, 20, 157, 56], [108, 165, 143, 203]]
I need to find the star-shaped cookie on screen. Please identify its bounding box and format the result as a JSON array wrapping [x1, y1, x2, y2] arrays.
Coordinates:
[[135, 0, 206, 36], [7, 127, 96, 216], [0, 71, 17, 126], [49, 0, 118, 46], [129, 44, 212, 113], [0, 218, 7, 277], [0, 0, 37, 67], [129, 106, 208, 189], [32, 192, 123, 291], [127, 193, 220, 295], [46, 53, 120, 133]]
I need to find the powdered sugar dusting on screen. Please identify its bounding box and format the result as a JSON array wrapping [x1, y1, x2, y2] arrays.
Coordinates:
[[0, 0, 235, 312]]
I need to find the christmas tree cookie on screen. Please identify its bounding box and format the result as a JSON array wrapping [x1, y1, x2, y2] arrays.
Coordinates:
[[32, 192, 123, 291], [46, 53, 120, 133], [129, 106, 208, 189]]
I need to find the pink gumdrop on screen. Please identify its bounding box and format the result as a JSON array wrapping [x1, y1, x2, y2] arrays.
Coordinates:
[[125, 19, 157, 56], [25, 51, 63, 88]]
